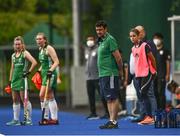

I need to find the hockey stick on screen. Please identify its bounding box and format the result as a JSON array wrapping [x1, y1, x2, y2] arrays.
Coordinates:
[[21, 77, 29, 125], [39, 77, 50, 125]]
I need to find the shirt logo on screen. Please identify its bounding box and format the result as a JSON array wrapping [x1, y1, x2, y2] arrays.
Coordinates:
[[168, 55, 171, 59], [92, 51, 96, 56], [85, 54, 89, 59], [106, 95, 111, 98], [160, 50, 164, 55]]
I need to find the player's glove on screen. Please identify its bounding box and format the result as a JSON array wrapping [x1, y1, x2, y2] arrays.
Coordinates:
[[23, 71, 31, 78], [5, 81, 12, 94], [47, 70, 52, 78], [37, 70, 41, 73], [8, 81, 11, 86]]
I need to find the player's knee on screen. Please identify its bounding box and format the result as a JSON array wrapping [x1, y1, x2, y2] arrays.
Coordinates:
[[48, 91, 54, 98], [39, 94, 44, 101], [12, 97, 20, 103], [13, 101, 20, 105]]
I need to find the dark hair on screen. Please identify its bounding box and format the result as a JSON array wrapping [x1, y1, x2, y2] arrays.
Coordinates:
[[130, 28, 140, 36], [86, 35, 95, 39], [153, 32, 164, 39], [95, 20, 107, 28]]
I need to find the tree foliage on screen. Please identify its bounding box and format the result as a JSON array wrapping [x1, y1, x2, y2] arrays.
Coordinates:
[[0, 0, 72, 45], [0, 12, 37, 44], [171, 0, 180, 11], [35, 0, 71, 14], [81, 0, 114, 41], [170, 0, 180, 14], [0, 0, 36, 13], [0, 0, 113, 45]]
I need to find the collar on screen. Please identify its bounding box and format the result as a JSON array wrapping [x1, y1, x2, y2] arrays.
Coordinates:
[[40, 44, 48, 50], [97, 32, 109, 46], [43, 44, 48, 48], [102, 32, 109, 41], [87, 44, 98, 50], [134, 41, 142, 48], [99, 32, 109, 42]]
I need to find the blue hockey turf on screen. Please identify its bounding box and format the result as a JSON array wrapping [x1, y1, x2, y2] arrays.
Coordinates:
[[0, 108, 179, 135]]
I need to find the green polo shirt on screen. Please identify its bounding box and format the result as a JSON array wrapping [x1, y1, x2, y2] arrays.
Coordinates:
[[97, 32, 119, 77]]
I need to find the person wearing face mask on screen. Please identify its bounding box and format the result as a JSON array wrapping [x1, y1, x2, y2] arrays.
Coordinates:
[[85, 35, 109, 120], [153, 32, 171, 110]]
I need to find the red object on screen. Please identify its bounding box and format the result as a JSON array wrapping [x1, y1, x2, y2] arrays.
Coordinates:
[[39, 119, 59, 125], [5, 85, 12, 94], [32, 72, 42, 90]]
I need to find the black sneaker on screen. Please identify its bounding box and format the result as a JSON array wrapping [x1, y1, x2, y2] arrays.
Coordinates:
[[99, 121, 118, 129], [86, 114, 99, 120]]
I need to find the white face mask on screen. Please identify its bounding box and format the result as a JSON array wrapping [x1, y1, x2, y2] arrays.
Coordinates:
[[153, 39, 161, 46], [87, 40, 95, 47]]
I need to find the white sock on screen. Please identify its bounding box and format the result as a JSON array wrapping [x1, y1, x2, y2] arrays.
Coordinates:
[[112, 120, 117, 124], [49, 99, 58, 120], [110, 120, 117, 124], [27, 101, 32, 120], [13, 103, 20, 121], [41, 101, 49, 119]]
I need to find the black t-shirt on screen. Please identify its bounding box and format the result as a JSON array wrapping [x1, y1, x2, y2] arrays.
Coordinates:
[[156, 47, 171, 78], [139, 41, 151, 54], [141, 39, 157, 61]]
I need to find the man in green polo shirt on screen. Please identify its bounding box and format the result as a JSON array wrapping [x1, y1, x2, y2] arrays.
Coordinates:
[[95, 20, 123, 129]]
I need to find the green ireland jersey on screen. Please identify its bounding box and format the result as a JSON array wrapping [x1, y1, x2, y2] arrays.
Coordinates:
[[39, 45, 57, 89], [97, 33, 119, 77], [11, 52, 28, 91]]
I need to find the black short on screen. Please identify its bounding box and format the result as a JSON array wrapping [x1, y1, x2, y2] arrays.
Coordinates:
[[99, 76, 119, 101]]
